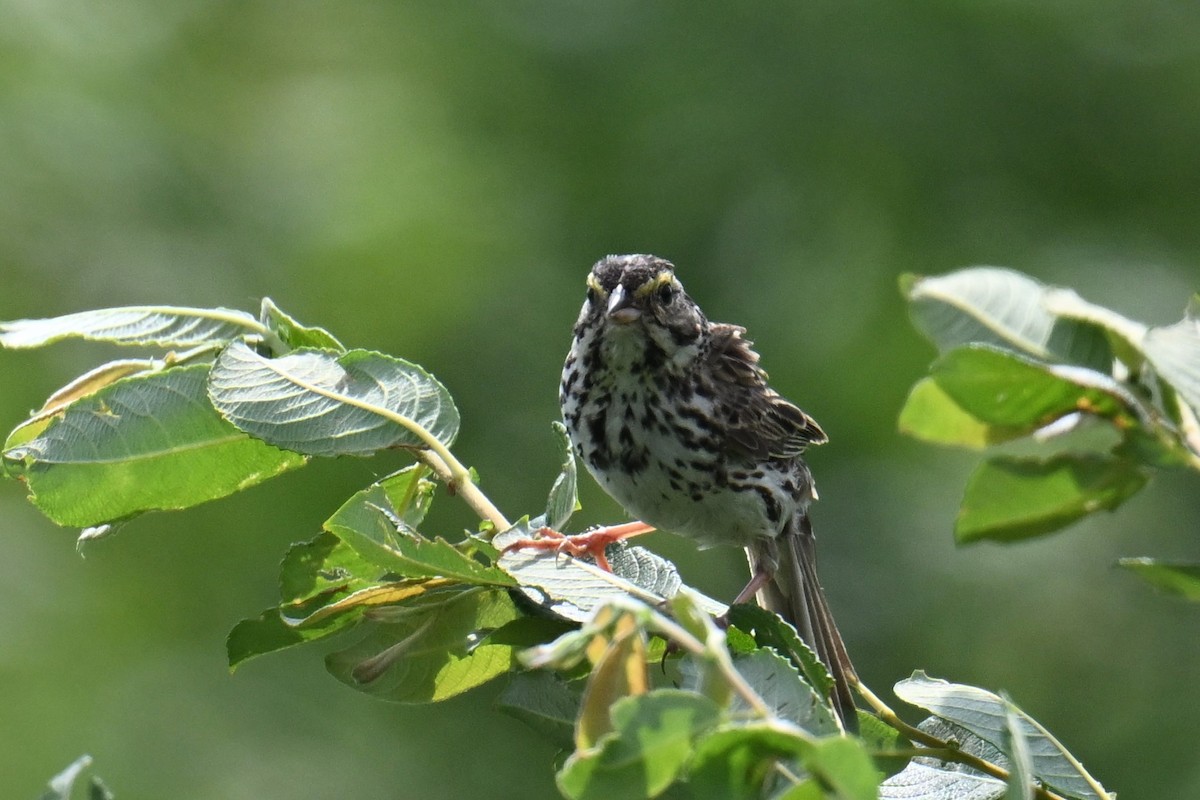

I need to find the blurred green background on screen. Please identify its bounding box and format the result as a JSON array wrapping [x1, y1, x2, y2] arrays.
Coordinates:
[[2, 2, 1198, 798]]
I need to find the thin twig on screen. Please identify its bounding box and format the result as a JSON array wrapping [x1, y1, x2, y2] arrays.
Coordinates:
[[415, 449, 510, 531]]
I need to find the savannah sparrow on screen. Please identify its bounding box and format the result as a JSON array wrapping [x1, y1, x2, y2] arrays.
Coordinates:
[[552, 254, 857, 728]]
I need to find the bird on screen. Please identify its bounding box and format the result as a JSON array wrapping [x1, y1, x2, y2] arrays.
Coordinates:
[[527, 253, 857, 729]]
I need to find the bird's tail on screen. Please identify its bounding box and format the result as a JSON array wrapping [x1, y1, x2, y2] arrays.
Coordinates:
[[746, 512, 858, 732]]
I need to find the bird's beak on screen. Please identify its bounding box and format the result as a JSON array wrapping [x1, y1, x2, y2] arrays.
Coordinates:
[[606, 284, 641, 324]]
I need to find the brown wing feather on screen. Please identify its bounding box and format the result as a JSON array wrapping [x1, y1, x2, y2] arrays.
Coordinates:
[[705, 323, 827, 459]]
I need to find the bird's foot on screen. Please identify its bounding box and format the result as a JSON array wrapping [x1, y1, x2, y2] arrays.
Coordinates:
[[501, 521, 655, 572]]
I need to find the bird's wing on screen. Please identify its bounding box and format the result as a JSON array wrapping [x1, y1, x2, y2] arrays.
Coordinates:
[[705, 323, 827, 459]]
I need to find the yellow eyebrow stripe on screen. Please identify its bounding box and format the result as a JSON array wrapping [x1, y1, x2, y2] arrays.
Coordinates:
[[634, 271, 675, 297], [586, 272, 607, 296]]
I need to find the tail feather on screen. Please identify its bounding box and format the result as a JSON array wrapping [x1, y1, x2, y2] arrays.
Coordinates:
[[747, 513, 858, 732]]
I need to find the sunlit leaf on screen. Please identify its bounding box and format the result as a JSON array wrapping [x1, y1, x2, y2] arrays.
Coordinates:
[[324, 468, 515, 586], [902, 268, 1110, 368], [284, 578, 454, 627], [931, 345, 1145, 430], [3, 365, 305, 527], [228, 574, 458, 671], [0, 305, 262, 349], [1042, 287, 1148, 370], [879, 761, 1005, 800], [546, 421, 580, 530], [775, 782, 825, 800], [956, 455, 1147, 543], [225, 531, 404, 670], [855, 713, 909, 778], [208, 341, 459, 457], [497, 526, 725, 623], [1143, 315, 1200, 419], [898, 378, 1023, 449], [278, 531, 381, 606], [260, 297, 345, 352], [1117, 558, 1200, 601], [894, 672, 1109, 800], [1003, 693, 1035, 800]]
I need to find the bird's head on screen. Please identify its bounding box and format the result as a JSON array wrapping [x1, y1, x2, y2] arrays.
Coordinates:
[[577, 254, 708, 362]]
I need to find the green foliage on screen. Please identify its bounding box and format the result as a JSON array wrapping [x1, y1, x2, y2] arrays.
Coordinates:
[[1, 287, 1173, 799], [900, 267, 1200, 593]]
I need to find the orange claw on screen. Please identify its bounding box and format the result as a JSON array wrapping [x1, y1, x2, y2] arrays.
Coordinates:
[[502, 521, 655, 572]]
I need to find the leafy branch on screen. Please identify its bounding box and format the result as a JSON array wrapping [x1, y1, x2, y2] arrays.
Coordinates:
[[5, 272, 1181, 798], [899, 267, 1200, 591]]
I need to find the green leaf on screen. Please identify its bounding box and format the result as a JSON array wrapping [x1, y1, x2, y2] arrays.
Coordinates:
[[227, 597, 363, 671], [226, 532, 395, 670], [902, 718, 1015, 797], [497, 525, 725, 623], [3, 365, 305, 527], [725, 604, 834, 703], [855, 713, 909, 778], [575, 610, 649, 750], [5, 359, 163, 455], [902, 268, 1110, 367], [557, 690, 721, 800], [1117, 558, 1200, 600], [497, 670, 582, 748], [776, 782, 826, 800], [226, 529, 458, 670], [1143, 314, 1200, 419], [279, 530, 382, 605], [898, 377, 1024, 449], [285, 578, 462, 629], [690, 729, 880, 800], [731, 649, 839, 735], [0, 305, 262, 349], [991, 414, 1125, 462], [208, 341, 459, 457], [931, 345, 1144, 430], [1003, 693, 1035, 800], [797, 735, 881, 800], [687, 725, 811, 800], [546, 421, 580, 530], [326, 587, 523, 702], [260, 297, 345, 352], [956, 455, 1148, 543], [1041, 287, 1149, 371], [879, 761, 1005, 800], [324, 468, 515, 586], [894, 672, 1110, 800]]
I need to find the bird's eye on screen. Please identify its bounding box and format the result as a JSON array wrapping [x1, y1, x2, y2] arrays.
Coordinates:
[[657, 282, 676, 303]]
